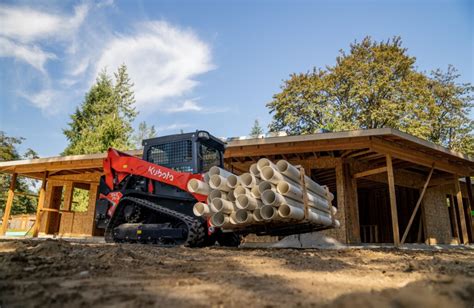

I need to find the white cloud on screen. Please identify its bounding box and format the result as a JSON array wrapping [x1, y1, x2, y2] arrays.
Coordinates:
[[1, 5, 214, 117], [0, 3, 89, 74], [156, 123, 191, 132], [0, 37, 55, 73], [96, 21, 215, 111], [0, 4, 89, 43], [20, 89, 60, 111], [97, 0, 115, 8], [165, 99, 203, 113], [69, 57, 90, 77]]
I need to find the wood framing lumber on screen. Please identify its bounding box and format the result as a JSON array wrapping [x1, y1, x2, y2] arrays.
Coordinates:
[[0, 173, 17, 235], [448, 195, 460, 241], [225, 138, 370, 158], [464, 177, 473, 243], [370, 138, 469, 176], [352, 166, 388, 179], [401, 164, 434, 244], [386, 154, 400, 246], [63, 182, 74, 212], [454, 177, 469, 244], [48, 173, 101, 183], [32, 172, 48, 237]]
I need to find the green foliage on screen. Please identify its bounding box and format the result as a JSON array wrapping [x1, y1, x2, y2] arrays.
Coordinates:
[[133, 121, 157, 149], [250, 119, 264, 136], [71, 188, 89, 212], [0, 131, 38, 215], [63, 64, 138, 155], [268, 36, 473, 154], [427, 66, 474, 153]]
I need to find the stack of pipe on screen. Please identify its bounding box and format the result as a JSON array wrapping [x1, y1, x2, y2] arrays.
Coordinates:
[[188, 159, 340, 230]]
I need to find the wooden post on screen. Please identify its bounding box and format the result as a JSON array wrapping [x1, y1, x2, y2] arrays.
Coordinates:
[[32, 172, 48, 237], [400, 164, 434, 244], [448, 194, 460, 242], [344, 163, 360, 243], [386, 154, 400, 246], [0, 173, 17, 236], [464, 177, 473, 243], [63, 182, 74, 211], [453, 177, 469, 244]]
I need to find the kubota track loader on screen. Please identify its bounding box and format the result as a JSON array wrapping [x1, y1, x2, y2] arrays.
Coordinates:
[[94, 130, 240, 247]]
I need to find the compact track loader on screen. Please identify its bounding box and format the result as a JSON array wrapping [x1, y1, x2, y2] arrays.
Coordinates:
[[94, 130, 240, 247]]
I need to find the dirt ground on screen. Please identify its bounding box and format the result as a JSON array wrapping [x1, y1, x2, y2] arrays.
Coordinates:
[[0, 239, 473, 308]]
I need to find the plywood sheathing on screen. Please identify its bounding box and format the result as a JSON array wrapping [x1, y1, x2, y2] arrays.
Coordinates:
[[423, 186, 455, 244]]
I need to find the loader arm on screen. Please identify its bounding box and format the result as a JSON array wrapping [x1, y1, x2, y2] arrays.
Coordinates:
[[103, 148, 207, 202]]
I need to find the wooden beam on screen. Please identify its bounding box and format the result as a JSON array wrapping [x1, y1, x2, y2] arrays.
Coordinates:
[[0, 173, 17, 235], [454, 177, 469, 244], [0, 159, 103, 174], [353, 167, 387, 179], [464, 177, 473, 243], [359, 153, 385, 161], [48, 172, 101, 183], [370, 137, 469, 176], [225, 156, 340, 172], [32, 172, 48, 237], [386, 154, 400, 246], [225, 138, 370, 158], [347, 149, 373, 158], [427, 176, 456, 188], [7, 191, 38, 198], [401, 164, 435, 244]]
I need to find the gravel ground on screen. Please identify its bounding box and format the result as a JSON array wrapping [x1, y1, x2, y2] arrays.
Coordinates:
[[0, 239, 473, 307]]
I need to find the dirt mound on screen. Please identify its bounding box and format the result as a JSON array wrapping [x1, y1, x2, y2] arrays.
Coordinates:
[[28, 239, 72, 256], [326, 278, 474, 308]]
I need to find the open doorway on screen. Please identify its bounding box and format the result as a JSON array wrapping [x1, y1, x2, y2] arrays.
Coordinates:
[[357, 179, 423, 244]]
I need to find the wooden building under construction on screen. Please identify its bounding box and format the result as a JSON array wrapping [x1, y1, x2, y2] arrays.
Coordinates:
[[1, 128, 473, 246]]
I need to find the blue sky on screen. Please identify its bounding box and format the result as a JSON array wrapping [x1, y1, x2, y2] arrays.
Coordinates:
[[0, 0, 472, 157]]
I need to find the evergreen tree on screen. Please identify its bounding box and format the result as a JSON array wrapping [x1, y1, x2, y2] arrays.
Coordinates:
[[268, 36, 473, 154], [63, 65, 137, 155], [63, 65, 137, 211], [0, 131, 38, 216], [250, 119, 264, 137], [133, 121, 157, 149]]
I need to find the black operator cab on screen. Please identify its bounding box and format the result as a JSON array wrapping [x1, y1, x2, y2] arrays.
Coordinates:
[[142, 130, 225, 174], [141, 130, 225, 202]]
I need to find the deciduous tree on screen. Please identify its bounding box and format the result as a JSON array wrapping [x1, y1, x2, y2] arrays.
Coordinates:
[[268, 37, 473, 154], [0, 131, 38, 215]]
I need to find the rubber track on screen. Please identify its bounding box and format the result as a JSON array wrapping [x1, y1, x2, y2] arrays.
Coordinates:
[[105, 196, 206, 247]]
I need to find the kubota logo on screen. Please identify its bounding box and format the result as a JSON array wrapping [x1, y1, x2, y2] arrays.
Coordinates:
[[148, 166, 174, 181]]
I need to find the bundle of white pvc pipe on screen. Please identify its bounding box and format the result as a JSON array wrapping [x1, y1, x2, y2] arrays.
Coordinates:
[[194, 158, 339, 230]]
